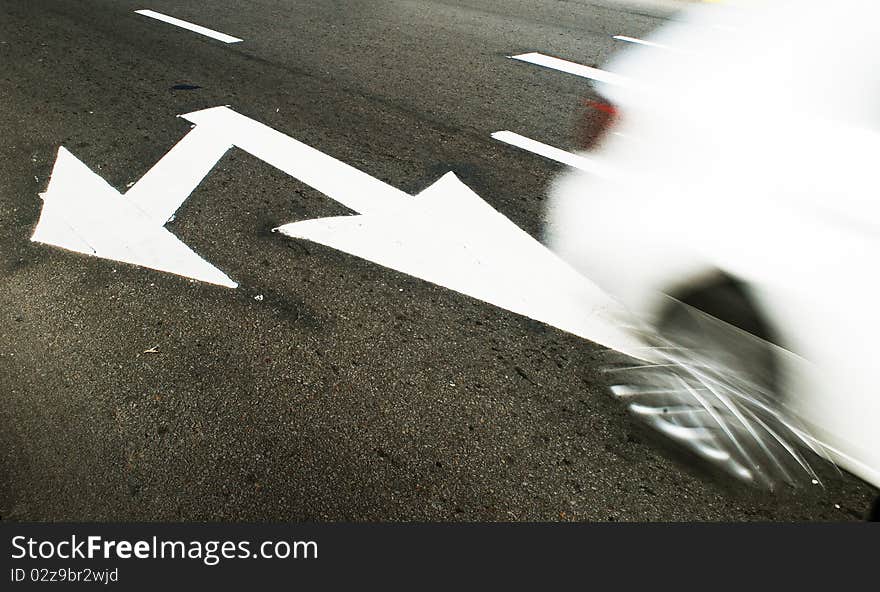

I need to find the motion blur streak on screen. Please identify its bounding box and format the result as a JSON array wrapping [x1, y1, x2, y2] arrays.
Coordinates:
[[545, 0, 880, 489], [606, 305, 833, 489]]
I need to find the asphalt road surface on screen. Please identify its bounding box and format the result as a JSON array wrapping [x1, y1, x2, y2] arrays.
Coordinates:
[[1, 0, 876, 521]]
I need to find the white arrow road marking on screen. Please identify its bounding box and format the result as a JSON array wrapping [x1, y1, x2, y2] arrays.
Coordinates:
[[210, 108, 640, 354], [134, 9, 243, 44], [32, 143, 237, 288], [510, 52, 632, 87], [180, 107, 410, 216], [31, 105, 410, 288], [32, 106, 642, 355], [126, 122, 232, 226], [491, 131, 615, 178], [275, 173, 644, 355]]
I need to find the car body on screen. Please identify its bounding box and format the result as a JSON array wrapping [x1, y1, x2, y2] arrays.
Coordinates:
[[545, 0, 880, 489]]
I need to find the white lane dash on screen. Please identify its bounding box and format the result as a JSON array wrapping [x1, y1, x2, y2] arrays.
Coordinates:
[[491, 131, 614, 178], [612, 35, 669, 50], [510, 52, 631, 87], [135, 9, 243, 44]]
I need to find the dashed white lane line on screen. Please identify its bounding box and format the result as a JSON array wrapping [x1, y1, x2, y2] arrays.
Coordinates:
[[134, 9, 243, 44], [509, 52, 630, 87], [612, 35, 669, 50], [491, 131, 614, 178]]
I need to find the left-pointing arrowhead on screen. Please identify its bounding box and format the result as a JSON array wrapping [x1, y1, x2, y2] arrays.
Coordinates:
[[275, 172, 642, 354], [32, 147, 237, 288]]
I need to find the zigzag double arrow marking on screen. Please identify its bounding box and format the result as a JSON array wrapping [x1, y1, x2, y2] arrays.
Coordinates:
[[32, 106, 641, 353]]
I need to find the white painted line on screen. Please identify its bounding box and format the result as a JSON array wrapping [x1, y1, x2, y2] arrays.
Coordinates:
[[612, 35, 669, 50], [127, 124, 232, 226], [510, 52, 631, 87], [134, 9, 242, 43], [491, 131, 614, 178], [180, 107, 410, 216]]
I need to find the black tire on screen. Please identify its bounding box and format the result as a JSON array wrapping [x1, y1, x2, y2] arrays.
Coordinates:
[[612, 274, 818, 488], [656, 273, 779, 394]]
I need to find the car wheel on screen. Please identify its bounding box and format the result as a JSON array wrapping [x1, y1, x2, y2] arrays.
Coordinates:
[[655, 273, 779, 394], [609, 273, 829, 488]]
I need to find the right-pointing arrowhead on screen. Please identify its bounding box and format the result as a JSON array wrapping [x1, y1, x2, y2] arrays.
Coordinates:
[[32, 147, 237, 288], [276, 172, 643, 354]]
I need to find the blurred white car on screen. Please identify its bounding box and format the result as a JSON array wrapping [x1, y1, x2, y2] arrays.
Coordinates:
[[546, 0, 880, 502]]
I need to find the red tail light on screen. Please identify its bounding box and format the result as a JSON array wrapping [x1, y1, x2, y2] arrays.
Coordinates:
[[577, 97, 619, 150]]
